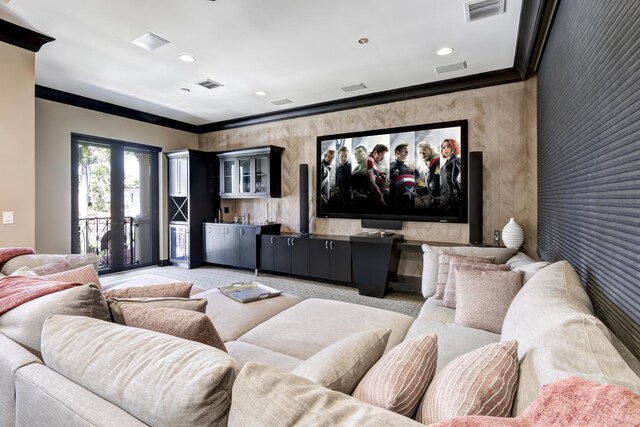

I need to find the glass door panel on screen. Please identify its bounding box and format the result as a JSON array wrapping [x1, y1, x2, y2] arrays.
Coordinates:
[[255, 156, 268, 194], [123, 150, 152, 266], [239, 158, 251, 194], [222, 159, 235, 194]]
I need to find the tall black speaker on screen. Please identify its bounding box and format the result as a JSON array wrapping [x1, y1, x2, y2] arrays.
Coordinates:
[[468, 151, 483, 245], [299, 164, 310, 235]]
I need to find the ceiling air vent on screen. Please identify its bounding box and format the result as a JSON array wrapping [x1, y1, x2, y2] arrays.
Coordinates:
[[341, 83, 367, 93], [271, 98, 293, 106], [195, 79, 224, 90], [131, 32, 170, 51], [435, 61, 468, 74], [465, 0, 505, 22]]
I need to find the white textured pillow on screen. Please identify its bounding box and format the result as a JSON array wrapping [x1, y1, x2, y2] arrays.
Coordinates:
[[292, 328, 391, 394], [9, 266, 38, 277], [511, 261, 550, 283]]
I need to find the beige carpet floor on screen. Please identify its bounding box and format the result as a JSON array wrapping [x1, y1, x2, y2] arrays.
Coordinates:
[[100, 265, 425, 317]]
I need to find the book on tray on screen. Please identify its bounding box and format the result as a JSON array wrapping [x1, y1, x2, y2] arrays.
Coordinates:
[[219, 282, 282, 303]]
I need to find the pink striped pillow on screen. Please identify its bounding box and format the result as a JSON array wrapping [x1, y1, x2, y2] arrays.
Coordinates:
[[441, 258, 511, 308], [41, 264, 102, 291], [416, 340, 519, 424], [352, 334, 438, 417], [434, 251, 495, 300]]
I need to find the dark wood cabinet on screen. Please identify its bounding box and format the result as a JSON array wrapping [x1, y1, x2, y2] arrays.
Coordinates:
[[166, 149, 218, 268], [309, 238, 351, 282], [260, 235, 310, 276], [217, 146, 284, 199], [204, 223, 279, 269]]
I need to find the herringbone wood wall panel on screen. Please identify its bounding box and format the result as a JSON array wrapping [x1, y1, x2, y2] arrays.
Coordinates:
[[199, 80, 537, 277]]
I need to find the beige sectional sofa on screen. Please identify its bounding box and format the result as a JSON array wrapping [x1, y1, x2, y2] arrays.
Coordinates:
[[1, 248, 639, 426]]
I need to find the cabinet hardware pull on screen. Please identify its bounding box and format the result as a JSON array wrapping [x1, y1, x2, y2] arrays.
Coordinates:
[[325, 241, 329, 250], [270, 236, 274, 244], [330, 241, 334, 250], [240, 229, 244, 236], [291, 238, 295, 247]]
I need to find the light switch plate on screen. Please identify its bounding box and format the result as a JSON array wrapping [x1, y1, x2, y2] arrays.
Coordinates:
[[3, 211, 14, 224]]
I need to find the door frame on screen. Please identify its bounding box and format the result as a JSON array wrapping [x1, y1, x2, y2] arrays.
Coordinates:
[[71, 133, 161, 273]]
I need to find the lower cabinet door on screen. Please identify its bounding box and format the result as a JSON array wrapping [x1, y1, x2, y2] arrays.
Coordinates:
[[309, 239, 331, 280], [290, 237, 310, 276], [329, 240, 351, 282], [260, 235, 276, 271], [238, 227, 257, 269], [274, 236, 292, 273], [225, 227, 241, 267]]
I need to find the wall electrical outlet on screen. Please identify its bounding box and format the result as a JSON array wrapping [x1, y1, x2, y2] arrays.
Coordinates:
[[3, 211, 14, 224], [493, 230, 500, 247]]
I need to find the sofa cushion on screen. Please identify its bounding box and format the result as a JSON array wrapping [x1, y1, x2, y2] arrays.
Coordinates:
[[0, 252, 99, 276], [225, 341, 303, 371], [103, 282, 193, 298], [417, 297, 456, 323], [120, 305, 226, 351], [404, 319, 500, 372], [441, 258, 511, 308], [197, 288, 304, 342], [31, 259, 73, 275], [0, 284, 110, 357], [106, 296, 207, 324], [501, 261, 594, 360], [454, 269, 523, 334], [40, 264, 102, 291], [421, 244, 517, 298], [229, 363, 422, 426], [42, 315, 240, 427], [435, 251, 495, 299], [237, 298, 414, 360], [417, 341, 519, 424], [352, 334, 438, 417], [513, 314, 640, 415], [292, 328, 391, 394]]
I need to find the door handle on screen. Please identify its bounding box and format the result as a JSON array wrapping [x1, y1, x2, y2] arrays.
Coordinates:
[[325, 241, 329, 250], [270, 236, 274, 244], [240, 229, 244, 236], [291, 238, 295, 247], [287, 237, 291, 246], [330, 241, 334, 250]]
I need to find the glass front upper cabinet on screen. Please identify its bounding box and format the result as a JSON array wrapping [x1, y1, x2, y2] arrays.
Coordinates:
[[217, 146, 282, 199]]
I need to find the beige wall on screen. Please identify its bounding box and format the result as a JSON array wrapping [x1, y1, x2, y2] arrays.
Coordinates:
[[0, 41, 36, 247], [200, 79, 538, 276], [35, 99, 198, 253]]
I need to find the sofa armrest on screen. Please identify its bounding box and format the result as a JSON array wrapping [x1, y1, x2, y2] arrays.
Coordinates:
[[0, 333, 42, 427], [15, 364, 145, 427]]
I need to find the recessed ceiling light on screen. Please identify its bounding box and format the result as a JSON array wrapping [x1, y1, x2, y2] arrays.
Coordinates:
[[255, 90, 268, 96], [179, 54, 196, 63], [358, 38, 369, 45], [437, 47, 454, 56], [180, 87, 191, 92], [131, 32, 170, 51]]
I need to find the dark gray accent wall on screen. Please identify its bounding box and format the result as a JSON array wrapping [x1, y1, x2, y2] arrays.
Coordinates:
[[537, 0, 640, 357]]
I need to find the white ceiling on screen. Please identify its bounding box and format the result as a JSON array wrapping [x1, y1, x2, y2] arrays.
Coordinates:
[[8, 0, 523, 126]]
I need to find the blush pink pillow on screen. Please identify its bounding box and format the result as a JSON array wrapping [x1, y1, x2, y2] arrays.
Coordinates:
[[428, 377, 640, 426]]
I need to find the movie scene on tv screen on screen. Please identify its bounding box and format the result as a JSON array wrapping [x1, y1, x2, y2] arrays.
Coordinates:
[[318, 122, 465, 221]]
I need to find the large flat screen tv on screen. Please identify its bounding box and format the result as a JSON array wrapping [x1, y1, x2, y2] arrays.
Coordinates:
[[316, 120, 468, 223]]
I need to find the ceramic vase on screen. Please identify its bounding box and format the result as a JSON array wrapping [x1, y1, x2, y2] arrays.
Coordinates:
[[502, 217, 524, 249]]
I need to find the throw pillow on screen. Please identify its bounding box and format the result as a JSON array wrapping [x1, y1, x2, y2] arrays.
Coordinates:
[[107, 296, 208, 325], [120, 305, 226, 352], [510, 261, 550, 283], [0, 284, 110, 357], [416, 340, 519, 424], [31, 259, 73, 276], [9, 266, 38, 277], [103, 282, 193, 299], [441, 258, 511, 308], [41, 315, 240, 427], [454, 270, 523, 334], [434, 251, 495, 299], [40, 264, 102, 291], [352, 334, 438, 417], [229, 363, 422, 427], [430, 377, 640, 427], [291, 328, 391, 394]]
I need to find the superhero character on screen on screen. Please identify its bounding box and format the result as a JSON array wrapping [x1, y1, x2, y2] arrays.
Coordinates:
[[351, 144, 388, 208], [416, 141, 441, 208], [389, 143, 418, 208], [320, 149, 335, 204], [334, 146, 352, 206], [439, 138, 462, 214]]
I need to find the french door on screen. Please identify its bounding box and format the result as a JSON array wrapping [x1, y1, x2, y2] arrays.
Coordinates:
[[71, 134, 160, 273]]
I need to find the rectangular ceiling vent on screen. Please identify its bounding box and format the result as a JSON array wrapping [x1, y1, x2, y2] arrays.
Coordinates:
[[435, 61, 468, 74], [195, 79, 224, 90], [271, 98, 293, 106], [131, 32, 170, 51], [341, 83, 367, 93], [465, 0, 505, 22]]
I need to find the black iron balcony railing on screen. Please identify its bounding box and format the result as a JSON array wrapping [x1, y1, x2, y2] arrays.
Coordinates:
[[78, 216, 136, 269]]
